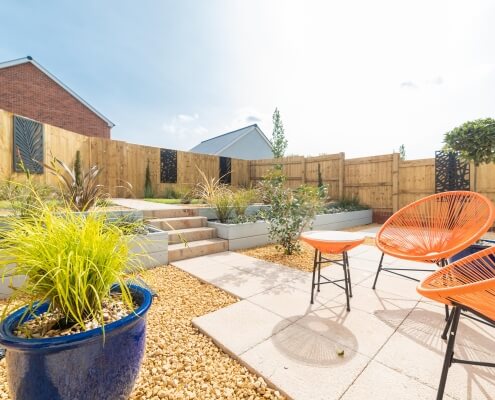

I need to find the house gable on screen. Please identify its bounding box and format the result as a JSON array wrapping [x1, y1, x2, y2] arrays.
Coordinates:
[[0, 57, 113, 138]]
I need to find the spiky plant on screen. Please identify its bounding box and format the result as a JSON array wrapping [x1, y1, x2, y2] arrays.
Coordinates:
[[44, 157, 104, 211], [0, 185, 140, 332]]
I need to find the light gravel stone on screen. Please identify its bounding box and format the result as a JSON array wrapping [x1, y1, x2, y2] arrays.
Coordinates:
[[0, 265, 285, 400]]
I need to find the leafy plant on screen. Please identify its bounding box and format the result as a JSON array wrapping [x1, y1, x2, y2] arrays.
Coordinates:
[[144, 159, 154, 198], [0, 187, 139, 332], [195, 168, 233, 223], [259, 170, 324, 255], [399, 144, 406, 161], [231, 189, 256, 218], [1, 157, 57, 218], [443, 118, 495, 191], [271, 108, 288, 163], [326, 195, 368, 213], [44, 156, 104, 211], [162, 187, 182, 199]]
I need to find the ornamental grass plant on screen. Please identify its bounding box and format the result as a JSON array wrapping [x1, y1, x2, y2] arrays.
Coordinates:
[[0, 183, 140, 332], [195, 168, 233, 223]]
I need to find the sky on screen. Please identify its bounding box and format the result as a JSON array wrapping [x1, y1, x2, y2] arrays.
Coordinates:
[[1, 0, 494, 160]]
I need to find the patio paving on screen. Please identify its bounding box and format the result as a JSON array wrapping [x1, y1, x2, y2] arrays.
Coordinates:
[[171, 244, 494, 400]]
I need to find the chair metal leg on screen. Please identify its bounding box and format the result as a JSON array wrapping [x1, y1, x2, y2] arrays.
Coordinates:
[[310, 249, 318, 304], [317, 251, 322, 292], [344, 252, 353, 297], [441, 308, 455, 340], [342, 252, 351, 311], [437, 307, 461, 400], [372, 252, 385, 290]]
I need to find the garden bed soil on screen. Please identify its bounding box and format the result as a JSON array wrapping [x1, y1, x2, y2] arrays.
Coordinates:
[[0, 266, 284, 400]]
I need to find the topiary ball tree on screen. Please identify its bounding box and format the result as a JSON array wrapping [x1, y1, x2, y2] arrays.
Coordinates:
[[443, 118, 495, 191]]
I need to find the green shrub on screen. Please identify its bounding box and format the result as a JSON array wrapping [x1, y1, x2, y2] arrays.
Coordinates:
[[0, 188, 139, 331], [144, 160, 154, 198], [231, 189, 256, 218], [326, 195, 368, 213], [259, 171, 324, 255], [195, 169, 234, 223], [162, 187, 182, 199]]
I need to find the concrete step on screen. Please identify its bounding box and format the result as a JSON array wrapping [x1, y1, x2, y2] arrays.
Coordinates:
[[149, 216, 207, 231], [143, 208, 198, 219], [168, 227, 217, 244], [168, 238, 228, 262]]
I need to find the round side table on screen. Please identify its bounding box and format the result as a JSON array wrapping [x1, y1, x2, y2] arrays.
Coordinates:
[[300, 230, 366, 311]]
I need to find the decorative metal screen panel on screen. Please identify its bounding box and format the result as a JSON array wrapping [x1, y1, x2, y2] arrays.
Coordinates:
[[219, 157, 232, 185], [160, 149, 177, 183], [435, 150, 470, 193], [13, 115, 44, 173]]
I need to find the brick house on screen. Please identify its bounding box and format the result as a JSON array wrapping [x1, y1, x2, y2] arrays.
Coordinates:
[[0, 56, 114, 138]]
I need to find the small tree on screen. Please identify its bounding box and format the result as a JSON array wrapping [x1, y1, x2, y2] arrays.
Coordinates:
[[259, 170, 323, 255], [399, 144, 406, 161], [271, 108, 288, 162], [443, 118, 495, 191], [144, 160, 154, 198]]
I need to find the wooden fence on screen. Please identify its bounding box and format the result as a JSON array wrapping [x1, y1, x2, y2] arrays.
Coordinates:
[[0, 109, 250, 197], [1, 108, 495, 220], [249, 153, 495, 221]]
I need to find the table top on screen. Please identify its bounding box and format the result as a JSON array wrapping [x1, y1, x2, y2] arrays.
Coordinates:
[[300, 230, 367, 243]]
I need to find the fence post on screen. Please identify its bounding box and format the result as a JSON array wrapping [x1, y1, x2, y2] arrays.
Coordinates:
[[338, 152, 345, 199], [392, 153, 400, 212]]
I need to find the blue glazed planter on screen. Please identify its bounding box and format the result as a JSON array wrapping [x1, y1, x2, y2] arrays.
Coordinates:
[[448, 240, 495, 263], [0, 284, 152, 400]]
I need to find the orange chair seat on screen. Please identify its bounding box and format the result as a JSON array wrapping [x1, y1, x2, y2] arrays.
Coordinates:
[[376, 191, 495, 263], [301, 231, 365, 254], [417, 246, 495, 321]]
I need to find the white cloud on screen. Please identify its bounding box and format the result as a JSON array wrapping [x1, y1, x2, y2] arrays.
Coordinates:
[[162, 113, 209, 149], [224, 107, 270, 133]]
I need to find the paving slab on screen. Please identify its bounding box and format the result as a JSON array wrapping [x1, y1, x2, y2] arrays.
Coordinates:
[[340, 360, 451, 400], [358, 273, 423, 300], [295, 301, 411, 358], [193, 300, 292, 356], [375, 304, 495, 400], [240, 323, 371, 400], [331, 284, 420, 317], [174, 249, 495, 399], [247, 283, 329, 322]]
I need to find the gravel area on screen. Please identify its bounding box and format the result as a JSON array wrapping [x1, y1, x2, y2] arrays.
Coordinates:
[[0, 266, 284, 400]]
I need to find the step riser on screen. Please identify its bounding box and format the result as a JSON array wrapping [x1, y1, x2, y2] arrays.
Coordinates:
[[149, 218, 207, 231], [169, 241, 228, 262], [169, 229, 216, 244], [143, 209, 198, 219]]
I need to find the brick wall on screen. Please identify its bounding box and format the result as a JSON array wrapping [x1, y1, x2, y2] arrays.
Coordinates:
[[0, 63, 111, 138]]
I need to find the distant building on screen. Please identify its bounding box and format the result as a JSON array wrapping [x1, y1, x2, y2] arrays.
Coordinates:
[[190, 124, 273, 160], [0, 56, 113, 138]]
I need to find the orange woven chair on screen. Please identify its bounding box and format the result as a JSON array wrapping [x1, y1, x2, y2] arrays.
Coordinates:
[[372, 191, 495, 291], [417, 246, 495, 400]]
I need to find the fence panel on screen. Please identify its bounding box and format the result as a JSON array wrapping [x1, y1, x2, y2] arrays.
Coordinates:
[[398, 159, 435, 209]]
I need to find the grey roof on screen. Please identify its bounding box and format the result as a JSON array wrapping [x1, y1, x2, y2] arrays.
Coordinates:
[[190, 124, 272, 155], [0, 56, 114, 127]]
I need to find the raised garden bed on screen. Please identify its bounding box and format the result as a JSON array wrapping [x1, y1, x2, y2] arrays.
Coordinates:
[[210, 209, 372, 251], [198, 204, 269, 220], [130, 225, 168, 269]]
